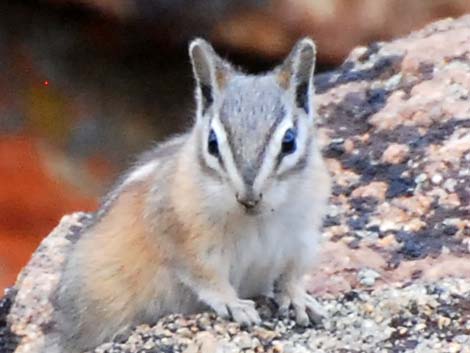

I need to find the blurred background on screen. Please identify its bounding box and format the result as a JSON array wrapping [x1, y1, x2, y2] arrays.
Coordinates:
[[1, 0, 470, 291]]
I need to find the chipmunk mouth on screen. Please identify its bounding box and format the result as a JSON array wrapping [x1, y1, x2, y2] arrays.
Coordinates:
[[243, 206, 261, 216]]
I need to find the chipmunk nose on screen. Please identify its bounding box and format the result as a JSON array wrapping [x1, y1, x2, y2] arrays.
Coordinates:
[[236, 192, 262, 209]]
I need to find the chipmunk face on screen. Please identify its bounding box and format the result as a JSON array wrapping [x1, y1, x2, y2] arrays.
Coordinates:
[[189, 39, 317, 215]]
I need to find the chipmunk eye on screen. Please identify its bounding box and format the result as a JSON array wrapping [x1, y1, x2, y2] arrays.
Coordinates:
[[208, 129, 219, 156], [281, 128, 297, 155]]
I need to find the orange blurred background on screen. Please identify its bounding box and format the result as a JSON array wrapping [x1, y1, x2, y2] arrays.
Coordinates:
[[0, 136, 97, 289], [1, 0, 470, 291]]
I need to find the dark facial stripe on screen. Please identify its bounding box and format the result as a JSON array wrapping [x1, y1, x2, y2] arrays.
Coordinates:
[[221, 105, 287, 186], [257, 106, 287, 172]]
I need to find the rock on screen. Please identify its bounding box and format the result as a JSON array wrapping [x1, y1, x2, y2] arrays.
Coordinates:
[[351, 181, 388, 201], [194, 332, 221, 353], [377, 234, 400, 251], [381, 144, 410, 164], [443, 178, 457, 193], [357, 268, 381, 287], [182, 343, 198, 353], [0, 288, 18, 353], [6, 213, 89, 353], [431, 173, 443, 185], [317, 14, 470, 263]]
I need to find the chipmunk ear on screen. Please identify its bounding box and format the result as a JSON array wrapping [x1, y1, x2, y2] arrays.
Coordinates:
[[277, 38, 316, 115], [189, 38, 232, 115]]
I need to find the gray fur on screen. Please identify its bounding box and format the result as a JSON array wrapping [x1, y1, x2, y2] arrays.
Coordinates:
[[191, 38, 317, 191], [87, 135, 188, 228], [277, 38, 316, 114], [189, 38, 233, 114], [219, 75, 287, 184]]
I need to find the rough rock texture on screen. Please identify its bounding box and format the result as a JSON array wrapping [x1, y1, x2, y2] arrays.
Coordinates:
[[312, 15, 470, 297], [2, 15, 470, 353], [0, 288, 18, 353], [5, 213, 90, 353]]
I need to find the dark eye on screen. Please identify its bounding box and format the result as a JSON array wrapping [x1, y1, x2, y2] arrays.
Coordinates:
[[208, 129, 219, 156], [281, 128, 297, 155]]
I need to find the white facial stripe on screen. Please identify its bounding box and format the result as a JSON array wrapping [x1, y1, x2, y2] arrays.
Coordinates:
[[254, 113, 310, 191], [277, 116, 309, 175], [205, 115, 245, 192], [126, 160, 159, 184], [253, 117, 293, 191]]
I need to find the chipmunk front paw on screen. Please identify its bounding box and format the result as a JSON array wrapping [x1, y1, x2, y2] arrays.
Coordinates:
[[210, 298, 261, 326], [276, 286, 326, 326]]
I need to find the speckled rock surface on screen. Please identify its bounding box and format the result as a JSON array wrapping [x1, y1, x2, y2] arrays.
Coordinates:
[[311, 15, 470, 298], [3, 213, 90, 353], [91, 279, 470, 353], [2, 15, 470, 353]]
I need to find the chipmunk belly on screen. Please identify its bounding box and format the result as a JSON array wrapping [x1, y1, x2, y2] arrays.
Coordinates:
[[229, 214, 290, 299]]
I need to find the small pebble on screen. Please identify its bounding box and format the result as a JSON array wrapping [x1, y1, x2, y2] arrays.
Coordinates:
[[415, 173, 428, 184], [448, 342, 461, 353], [432, 174, 443, 184], [443, 178, 457, 192], [358, 268, 381, 287]]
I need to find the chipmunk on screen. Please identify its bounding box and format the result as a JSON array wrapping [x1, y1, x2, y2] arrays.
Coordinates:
[[51, 37, 331, 353]]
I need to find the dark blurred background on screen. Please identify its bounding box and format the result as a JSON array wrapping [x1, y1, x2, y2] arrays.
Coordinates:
[[1, 0, 469, 290]]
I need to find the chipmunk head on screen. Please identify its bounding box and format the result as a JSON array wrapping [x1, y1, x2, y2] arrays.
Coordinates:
[[189, 38, 317, 215]]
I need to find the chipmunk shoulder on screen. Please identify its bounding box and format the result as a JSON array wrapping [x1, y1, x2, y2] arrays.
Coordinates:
[[52, 38, 331, 353]]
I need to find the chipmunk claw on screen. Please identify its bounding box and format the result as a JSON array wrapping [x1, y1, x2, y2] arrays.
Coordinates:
[[275, 287, 326, 326]]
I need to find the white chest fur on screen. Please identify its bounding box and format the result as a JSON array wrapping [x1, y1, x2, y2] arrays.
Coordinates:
[[223, 209, 317, 299]]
